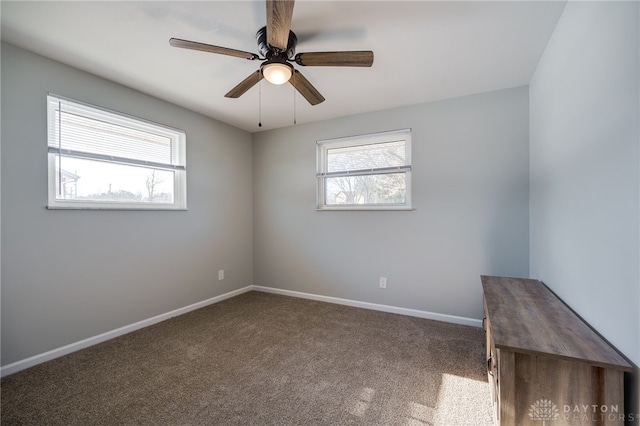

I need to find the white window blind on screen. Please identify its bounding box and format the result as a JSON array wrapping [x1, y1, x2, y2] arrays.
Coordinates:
[[323, 140, 410, 177], [317, 129, 412, 210], [47, 94, 187, 210]]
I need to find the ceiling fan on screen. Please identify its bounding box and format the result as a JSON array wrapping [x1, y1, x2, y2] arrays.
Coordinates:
[[169, 0, 374, 106]]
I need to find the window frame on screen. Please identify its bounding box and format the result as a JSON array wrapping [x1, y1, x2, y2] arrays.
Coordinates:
[[46, 94, 187, 210], [316, 128, 413, 211]]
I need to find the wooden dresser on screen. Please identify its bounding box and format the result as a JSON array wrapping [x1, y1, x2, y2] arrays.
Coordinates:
[[481, 275, 632, 426]]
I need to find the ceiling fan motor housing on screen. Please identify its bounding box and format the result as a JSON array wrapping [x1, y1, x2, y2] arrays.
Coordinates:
[[256, 26, 297, 59]]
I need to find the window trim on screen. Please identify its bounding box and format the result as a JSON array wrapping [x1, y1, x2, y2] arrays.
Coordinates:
[[46, 94, 187, 210], [316, 128, 413, 211]]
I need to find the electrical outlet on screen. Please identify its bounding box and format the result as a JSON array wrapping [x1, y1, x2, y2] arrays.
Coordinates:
[[218, 270, 224, 281], [379, 277, 387, 289]]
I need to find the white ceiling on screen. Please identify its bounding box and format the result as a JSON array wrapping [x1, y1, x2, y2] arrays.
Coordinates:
[[1, 1, 566, 132]]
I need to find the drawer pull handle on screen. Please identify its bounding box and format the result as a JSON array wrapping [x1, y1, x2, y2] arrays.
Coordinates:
[[487, 356, 494, 376]]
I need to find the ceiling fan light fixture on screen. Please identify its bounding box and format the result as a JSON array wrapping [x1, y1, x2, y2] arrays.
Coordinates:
[[262, 61, 293, 85]]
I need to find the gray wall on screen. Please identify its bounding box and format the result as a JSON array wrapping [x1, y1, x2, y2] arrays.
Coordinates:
[[529, 2, 639, 366], [253, 86, 530, 320], [1, 43, 254, 365]]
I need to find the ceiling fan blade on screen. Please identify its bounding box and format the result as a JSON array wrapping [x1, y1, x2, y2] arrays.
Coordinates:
[[266, 0, 295, 51], [294, 51, 374, 67], [289, 70, 325, 106], [225, 71, 263, 98], [169, 38, 258, 60]]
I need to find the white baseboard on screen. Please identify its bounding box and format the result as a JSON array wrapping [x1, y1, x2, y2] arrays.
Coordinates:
[[1, 284, 481, 377], [251, 285, 482, 328], [0, 286, 253, 377]]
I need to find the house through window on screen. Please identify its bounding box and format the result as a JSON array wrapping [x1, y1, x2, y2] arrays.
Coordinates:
[[47, 94, 187, 210]]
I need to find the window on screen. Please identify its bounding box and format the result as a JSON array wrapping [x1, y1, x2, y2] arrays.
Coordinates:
[[316, 128, 412, 210], [47, 94, 186, 210]]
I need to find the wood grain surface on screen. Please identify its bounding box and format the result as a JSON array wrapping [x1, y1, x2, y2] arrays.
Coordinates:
[[481, 275, 632, 371]]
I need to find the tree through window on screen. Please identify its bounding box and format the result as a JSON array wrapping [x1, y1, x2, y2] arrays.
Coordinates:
[[316, 129, 412, 210]]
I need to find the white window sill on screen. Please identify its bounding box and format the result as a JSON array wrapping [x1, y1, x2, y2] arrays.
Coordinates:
[[46, 205, 187, 211], [316, 207, 415, 212]]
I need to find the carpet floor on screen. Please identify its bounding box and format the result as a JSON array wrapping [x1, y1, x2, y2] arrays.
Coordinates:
[[1, 291, 494, 425]]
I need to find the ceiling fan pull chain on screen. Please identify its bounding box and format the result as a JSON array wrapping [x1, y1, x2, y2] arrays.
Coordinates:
[[293, 72, 297, 125], [258, 78, 262, 128]]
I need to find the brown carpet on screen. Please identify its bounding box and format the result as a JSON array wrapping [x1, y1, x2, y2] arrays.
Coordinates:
[[1, 291, 493, 425]]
